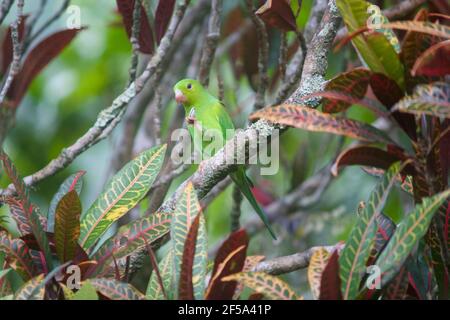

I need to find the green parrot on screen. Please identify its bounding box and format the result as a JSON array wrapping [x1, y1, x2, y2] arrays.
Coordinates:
[[173, 79, 277, 239]]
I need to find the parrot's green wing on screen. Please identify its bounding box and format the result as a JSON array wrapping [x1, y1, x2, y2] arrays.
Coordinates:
[[213, 101, 235, 142], [230, 167, 277, 240]]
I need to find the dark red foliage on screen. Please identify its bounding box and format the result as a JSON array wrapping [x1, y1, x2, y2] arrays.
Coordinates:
[[116, 0, 154, 54], [319, 250, 342, 300], [206, 229, 249, 300], [154, 0, 176, 44]]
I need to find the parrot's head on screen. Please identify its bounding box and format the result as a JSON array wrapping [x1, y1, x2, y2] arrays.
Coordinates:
[[173, 78, 204, 106]]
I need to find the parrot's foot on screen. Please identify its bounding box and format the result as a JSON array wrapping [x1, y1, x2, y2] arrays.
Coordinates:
[[186, 116, 196, 125], [186, 108, 196, 125]]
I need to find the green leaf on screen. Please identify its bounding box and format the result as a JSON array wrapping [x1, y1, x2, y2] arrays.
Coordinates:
[[339, 162, 403, 299], [250, 104, 393, 144], [90, 278, 145, 300], [79, 144, 166, 250], [393, 82, 450, 118], [0, 268, 11, 281], [0, 231, 35, 280], [15, 274, 45, 300], [376, 189, 450, 286], [54, 190, 82, 263], [146, 251, 173, 300], [72, 281, 99, 300], [222, 272, 302, 300], [90, 212, 171, 277], [47, 170, 85, 232], [336, 0, 404, 89], [171, 182, 207, 300]]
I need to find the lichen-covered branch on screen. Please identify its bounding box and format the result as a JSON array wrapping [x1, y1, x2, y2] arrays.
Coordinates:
[[254, 245, 338, 275]]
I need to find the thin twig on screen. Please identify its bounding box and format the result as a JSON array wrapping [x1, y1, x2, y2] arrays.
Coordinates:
[[0, 0, 24, 105], [128, 0, 142, 85], [23, 0, 70, 52], [273, 31, 307, 105], [0, 0, 14, 25], [246, 0, 269, 110], [198, 0, 222, 86]]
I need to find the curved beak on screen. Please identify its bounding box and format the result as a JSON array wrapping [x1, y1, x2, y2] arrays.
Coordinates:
[[174, 89, 187, 104]]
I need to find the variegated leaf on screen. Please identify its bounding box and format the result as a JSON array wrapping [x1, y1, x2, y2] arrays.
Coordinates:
[[322, 68, 371, 113], [232, 255, 265, 300], [393, 82, 450, 118], [146, 251, 173, 300], [380, 21, 450, 40], [0, 231, 34, 280], [3, 196, 32, 235], [15, 274, 45, 300], [376, 189, 450, 286], [90, 278, 145, 300], [0, 150, 53, 269], [222, 272, 302, 300], [250, 104, 393, 144], [339, 162, 403, 299], [47, 170, 85, 232], [55, 190, 82, 263], [80, 144, 166, 250], [90, 212, 171, 277], [308, 248, 330, 300], [171, 183, 207, 300]]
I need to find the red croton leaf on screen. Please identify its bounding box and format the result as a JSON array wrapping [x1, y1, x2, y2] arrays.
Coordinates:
[[206, 229, 249, 300], [154, 0, 176, 44], [322, 68, 371, 113], [178, 213, 202, 300], [256, 0, 297, 32], [369, 72, 417, 140], [331, 145, 413, 176], [7, 28, 83, 108], [412, 40, 450, 77], [116, 0, 154, 54], [319, 249, 342, 300], [1, 15, 28, 75]]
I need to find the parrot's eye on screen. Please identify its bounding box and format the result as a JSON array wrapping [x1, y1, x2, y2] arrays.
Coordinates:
[[187, 83, 192, 89]]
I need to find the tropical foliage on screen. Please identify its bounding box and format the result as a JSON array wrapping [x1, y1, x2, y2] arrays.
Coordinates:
[[0, 0, 448, 301]]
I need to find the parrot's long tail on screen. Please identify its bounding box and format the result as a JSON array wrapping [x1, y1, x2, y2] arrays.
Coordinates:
[[230, 167, 277, 240]]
